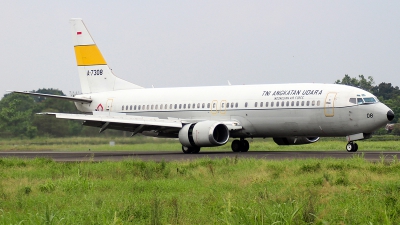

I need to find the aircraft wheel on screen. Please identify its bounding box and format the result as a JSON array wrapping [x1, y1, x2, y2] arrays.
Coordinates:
[[182, 146, 200, 154], [241, 140, 249, 152], [192, 147, 201, 154], [182, 146, 192, 154], [353, 143, 358, 152], [346, 142, 354, 152], [231, 140, 241, 152]]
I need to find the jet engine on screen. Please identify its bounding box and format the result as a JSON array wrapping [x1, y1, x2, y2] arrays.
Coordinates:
[[273, 137, 320, 145], [179, 121, 229, 147]]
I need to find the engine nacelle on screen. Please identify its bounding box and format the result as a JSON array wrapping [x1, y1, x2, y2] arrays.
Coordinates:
[[179, 121, 230, 147], [273, 137, 320, 145]]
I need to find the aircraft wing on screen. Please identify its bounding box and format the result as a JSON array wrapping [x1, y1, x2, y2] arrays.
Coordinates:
[[40, 111, 183, 136], [8, 91, 92, 103], [39, 111, 243, 137]]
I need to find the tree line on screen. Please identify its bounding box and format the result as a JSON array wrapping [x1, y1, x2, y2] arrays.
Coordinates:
[[0, 88, 123, 138], [0, 75, 398, 138]]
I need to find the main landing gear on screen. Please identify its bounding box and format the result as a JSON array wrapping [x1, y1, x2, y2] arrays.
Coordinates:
[[182, 146, 200, 154], [231, 138, 249, 152], [346, 141, 358, 152]]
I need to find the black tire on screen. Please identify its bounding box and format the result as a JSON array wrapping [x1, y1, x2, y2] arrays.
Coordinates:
[[353, 143, 358, 152], [346, 142, 354, 152], [241, 140, 249, 152], [182, 146, 192, 154], [192, 147, 201, 153], [231, 140, 241, 152]]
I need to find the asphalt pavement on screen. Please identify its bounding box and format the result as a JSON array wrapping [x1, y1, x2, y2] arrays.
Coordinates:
[[0, 150, 398, 162]]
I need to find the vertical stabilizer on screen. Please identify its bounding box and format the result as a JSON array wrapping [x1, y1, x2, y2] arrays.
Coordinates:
[[70, 18, 143, 93]]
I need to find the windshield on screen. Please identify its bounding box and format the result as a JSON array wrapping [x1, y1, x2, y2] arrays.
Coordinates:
[[363, 97, 377, 104], [349, 96, 379, 105]]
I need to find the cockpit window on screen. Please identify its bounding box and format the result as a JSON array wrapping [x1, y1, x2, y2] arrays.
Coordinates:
[[349, 98, 356, 104], [357, 98, 364, 105], [363, 97, 376, 104]]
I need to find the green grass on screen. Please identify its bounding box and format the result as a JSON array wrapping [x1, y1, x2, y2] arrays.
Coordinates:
[[1, 156, 400, 224], [0, 135, 399, 151]]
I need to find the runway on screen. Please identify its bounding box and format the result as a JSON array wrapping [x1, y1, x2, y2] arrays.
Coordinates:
[[0, 150, 399, 162]]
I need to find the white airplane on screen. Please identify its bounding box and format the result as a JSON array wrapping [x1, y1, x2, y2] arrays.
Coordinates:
[[11, 18, 395, 153]]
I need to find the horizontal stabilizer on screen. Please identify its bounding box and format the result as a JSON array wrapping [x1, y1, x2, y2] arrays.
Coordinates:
[[8, 91, 92, 103]]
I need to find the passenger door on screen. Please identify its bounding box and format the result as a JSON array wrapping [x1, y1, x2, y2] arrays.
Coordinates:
[[324, 92, 337, 117]]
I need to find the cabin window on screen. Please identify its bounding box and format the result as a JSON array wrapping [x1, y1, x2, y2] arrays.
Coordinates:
[[134, 105, 137, 110], [197, 103, 200, 108], [254, 102, 257, 107], [276, 102, 279, 107], [286, 101, 289, 107], [160, 104, 163, 110], [207, 103, 210, 108], [202, 103, 205, 108], [122, 105, 124, 110], [192, 103, 195, 108], [221, 103, 225, 108], [301, 101, 304, 106], [138, 105, 141, 110], [235, 103, 238, 108], [296, 101, 299, 106], [317, 100, 320, 106], [213, 103, 216, 108], [260, 102, 263, 107], [231, 103, 234, 108], [187, 104, 190, 109], [174, 104, 177, 109], [265, 102, 269, 107], [306, 101, 310, 106], [226, 103, 230, 108], [271, 102, 274, 107], [151, 105, 154, 110], [245, 102, 248, 107], [290, 101, 294, 106], [146, 105, 149, 110], [281, 101, 285, 107], [312, 100, 315, 106], [349, 98, 356, 104]]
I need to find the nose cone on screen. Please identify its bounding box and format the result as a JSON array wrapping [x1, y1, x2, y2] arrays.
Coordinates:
[[387, 110, 395, 121]]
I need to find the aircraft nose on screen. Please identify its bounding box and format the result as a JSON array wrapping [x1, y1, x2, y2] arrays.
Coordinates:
[[387, 110, 395, 121]]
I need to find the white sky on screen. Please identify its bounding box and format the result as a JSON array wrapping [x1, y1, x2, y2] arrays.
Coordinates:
[[1, 1, 399, 97]]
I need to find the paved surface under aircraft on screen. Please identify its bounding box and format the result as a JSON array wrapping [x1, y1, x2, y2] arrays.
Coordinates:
[[0, 151, 398, 162]]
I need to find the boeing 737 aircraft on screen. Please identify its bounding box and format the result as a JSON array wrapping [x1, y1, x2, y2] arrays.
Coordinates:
[[11, 19, 395, 153]]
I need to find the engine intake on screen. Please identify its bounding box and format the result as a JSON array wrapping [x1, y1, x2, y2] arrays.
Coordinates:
[[273, 137, 320, 145], [179, 121, 229, 147]]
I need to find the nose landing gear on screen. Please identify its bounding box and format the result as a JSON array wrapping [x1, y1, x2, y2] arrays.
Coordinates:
[[346, 141, 358, 152]]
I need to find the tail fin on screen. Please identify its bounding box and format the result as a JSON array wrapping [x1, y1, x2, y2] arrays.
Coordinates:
[[70, 18, 143, 94]]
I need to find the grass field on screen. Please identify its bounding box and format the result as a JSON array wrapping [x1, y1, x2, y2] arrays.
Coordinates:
[[1, 156, 400, 224], [0, 135, 399, 151]]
